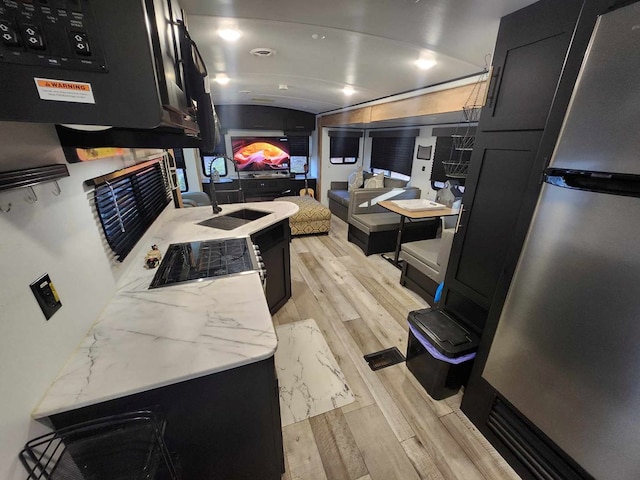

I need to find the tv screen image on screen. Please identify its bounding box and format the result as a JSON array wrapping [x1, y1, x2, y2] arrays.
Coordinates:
[[232, 137, 290, 172]]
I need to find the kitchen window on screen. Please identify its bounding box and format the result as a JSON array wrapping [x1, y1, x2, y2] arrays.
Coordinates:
[[201, 140, 229, 177], [91, 158, 172, 261], [173, 149, 189, 193], [288, 135, 311, 174]]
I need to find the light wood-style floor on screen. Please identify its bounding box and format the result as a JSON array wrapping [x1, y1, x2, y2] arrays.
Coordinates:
[[272, 215, 521, 480]]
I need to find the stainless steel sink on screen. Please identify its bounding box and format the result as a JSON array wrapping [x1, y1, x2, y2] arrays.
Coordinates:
[[197, 209, 270, 231]]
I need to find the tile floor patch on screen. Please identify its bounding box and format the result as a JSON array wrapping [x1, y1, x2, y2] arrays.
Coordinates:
[[275, 318, 355, 427]]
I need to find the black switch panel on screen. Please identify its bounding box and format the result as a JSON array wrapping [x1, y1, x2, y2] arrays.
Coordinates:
[[22, 23, 45, 49], [69, 30, 89, 55], [30, 273, 62, 320], [0, 0, 106, 72], [0, 19, 20, 46]]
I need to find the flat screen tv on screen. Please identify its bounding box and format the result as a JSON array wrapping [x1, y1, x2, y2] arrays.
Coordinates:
[[231, 137, 290, 172]]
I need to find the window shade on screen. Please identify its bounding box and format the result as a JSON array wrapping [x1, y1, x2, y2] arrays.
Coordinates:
[[94, 160, 171, 261], [370, 136, 416, 176], [330, 137, 360, 158], [288, 136, 310, 156]]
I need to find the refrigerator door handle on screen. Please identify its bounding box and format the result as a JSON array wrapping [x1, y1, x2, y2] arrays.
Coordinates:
[[545, 168, 640, 198]]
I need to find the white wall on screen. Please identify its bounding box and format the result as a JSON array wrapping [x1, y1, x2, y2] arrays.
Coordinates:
[[410, 126, 438, 200], [0, 122, 131, 480]]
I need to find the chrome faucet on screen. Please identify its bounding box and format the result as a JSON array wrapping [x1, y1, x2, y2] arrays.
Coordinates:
[[208, 159, 222, 214]]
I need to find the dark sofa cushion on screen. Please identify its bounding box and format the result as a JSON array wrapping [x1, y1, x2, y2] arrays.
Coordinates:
[[327, 189, 350, 207]]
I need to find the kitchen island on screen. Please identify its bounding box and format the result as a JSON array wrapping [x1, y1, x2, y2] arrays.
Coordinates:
[[32, 201, 298, 479]]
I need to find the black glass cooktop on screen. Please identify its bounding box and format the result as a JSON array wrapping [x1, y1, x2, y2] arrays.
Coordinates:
[[198, 209, 269, 231], [149, 237, 258, 289]]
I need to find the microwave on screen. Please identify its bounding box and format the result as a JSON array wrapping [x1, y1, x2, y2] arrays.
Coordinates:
[[0, 0, 217, 148]]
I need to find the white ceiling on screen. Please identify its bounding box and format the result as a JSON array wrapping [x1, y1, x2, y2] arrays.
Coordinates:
[[181, 0, 537, 114]]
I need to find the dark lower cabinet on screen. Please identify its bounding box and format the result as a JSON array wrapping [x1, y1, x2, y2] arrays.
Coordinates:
[[444, 131, 542, 332], [251, 219, 292, 314], [242, 178, 293, 201], [205, 178, 317, 202], [48, 357, 284, 480]]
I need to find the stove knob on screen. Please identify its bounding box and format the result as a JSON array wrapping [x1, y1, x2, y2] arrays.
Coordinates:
[[258, 261, 265, 269]]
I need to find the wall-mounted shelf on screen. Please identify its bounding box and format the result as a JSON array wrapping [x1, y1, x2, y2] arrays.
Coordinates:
[[0, 164, 69, 194]]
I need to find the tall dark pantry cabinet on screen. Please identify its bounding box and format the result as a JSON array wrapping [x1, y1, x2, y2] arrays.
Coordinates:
[[438, 0, 626, 478]]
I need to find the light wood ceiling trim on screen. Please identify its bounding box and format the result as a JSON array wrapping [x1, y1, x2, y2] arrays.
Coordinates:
[[319, 81, 487, 128], [370, 81, 487, 123], [319, 107, 372, 128]]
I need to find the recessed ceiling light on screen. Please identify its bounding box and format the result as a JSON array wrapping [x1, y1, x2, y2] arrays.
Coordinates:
[[215, 74, 230, 85], [343, 86, 355, 96], [250, 47, 276, 57], [239, 90, 252, 94], [311, 33, 326, 40], [217, 28, 241, 42], [415, 58, 437, 70]]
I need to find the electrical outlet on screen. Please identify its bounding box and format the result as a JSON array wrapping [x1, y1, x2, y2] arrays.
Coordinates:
[[30, 274, 62, 320]]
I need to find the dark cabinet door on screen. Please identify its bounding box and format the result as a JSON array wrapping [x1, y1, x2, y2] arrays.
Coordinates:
[[262, 240, 291, 314], [284, 110, 315, 131], [252, 220, 292, 314], [444, 131, 542, 321], [480, 0, 583, 132], [241, 106, 284, 130]]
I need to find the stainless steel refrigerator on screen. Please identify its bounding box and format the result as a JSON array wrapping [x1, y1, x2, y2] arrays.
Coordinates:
[[482, 3, 640, 479]]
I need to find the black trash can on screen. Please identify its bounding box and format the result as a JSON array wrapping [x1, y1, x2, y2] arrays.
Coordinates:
[[406, 308, 479, 400]]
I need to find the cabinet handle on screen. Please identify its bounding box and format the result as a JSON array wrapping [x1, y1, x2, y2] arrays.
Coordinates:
[[485, 66, 501, 109], [455, 204, 464, 234]]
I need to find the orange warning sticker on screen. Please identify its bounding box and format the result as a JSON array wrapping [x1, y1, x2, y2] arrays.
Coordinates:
[[34, 77, 95, 104]]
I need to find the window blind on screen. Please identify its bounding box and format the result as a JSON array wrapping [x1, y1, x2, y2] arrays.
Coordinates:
[[288, 136, 310, 156], [330, 137, 360, 158], [370, 135, 417, 176], [94, 160, 171, 261]]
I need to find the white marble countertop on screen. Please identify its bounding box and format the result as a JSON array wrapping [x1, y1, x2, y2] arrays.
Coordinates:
[[33, 201, 298, 419]]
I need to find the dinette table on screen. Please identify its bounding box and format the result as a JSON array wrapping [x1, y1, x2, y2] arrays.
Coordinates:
[[378, 200, 459, 266]]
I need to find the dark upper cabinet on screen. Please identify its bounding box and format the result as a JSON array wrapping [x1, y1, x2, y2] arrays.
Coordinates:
[[284, 110, 316, 131], [480, 0, 583, 132], [241, 106, 283, 130], [216, 105, 315, 132]]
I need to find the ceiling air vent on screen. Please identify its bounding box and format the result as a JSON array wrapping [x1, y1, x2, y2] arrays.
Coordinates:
[[250, 47, 276, 57]]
